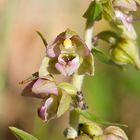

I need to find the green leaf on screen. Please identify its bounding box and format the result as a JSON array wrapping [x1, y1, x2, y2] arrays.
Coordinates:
[[91, 47, 113, 64], [57, 82, 77, 96], [76, 109, 128, 127], [83, 0, 103, 24], [36, 31, 47, 47], [57, 92, 71, 117], [9, 127, 38, 140]]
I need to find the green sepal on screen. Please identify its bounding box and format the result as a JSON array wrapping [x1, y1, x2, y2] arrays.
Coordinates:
[[65, 28, 77, 38], [76, 109, 128, 127], [39, 57, 49, 77], [78, 54, 94, 75], [9, 127, 38, 140], [39, 57, 59, 77], [83, 0, 103, 25], [57, 82, 77, 97], [57, 91, 71, 117], [102, 0, 114, 21], [36, 31, 47, 47]]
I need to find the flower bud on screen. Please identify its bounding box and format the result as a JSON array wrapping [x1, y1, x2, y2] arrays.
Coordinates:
[[93, 126, 128, 140], [110, 38, 140, 69], [79, 122, 103, 137], [104, 126, 129, 140]]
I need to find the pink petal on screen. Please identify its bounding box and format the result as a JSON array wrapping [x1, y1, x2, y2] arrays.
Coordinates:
[[46, 32, 65, 57], [38, 105, 46, 120], [21, 79, 44, 99], [115, 10, 133, 32], [55, 63, 67, 76], [32, 78, 58, 97], [58, 56, 67, 65], [67, 56, 80, 76], [38, 97, 53, 120]]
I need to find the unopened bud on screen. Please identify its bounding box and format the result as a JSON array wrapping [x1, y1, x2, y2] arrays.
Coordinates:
[[110, 38, 140, 69], [104, 126, 129, 140], [93, 126, 128, 140], [79, 122, 103, 137]]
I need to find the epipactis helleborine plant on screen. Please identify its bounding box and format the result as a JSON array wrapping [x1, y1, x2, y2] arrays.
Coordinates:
[[9, 0, 140, 140]]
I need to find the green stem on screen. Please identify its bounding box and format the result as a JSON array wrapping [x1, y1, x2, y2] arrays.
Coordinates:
[[66, 22, 94, 139], [84, 22, 94, 50]]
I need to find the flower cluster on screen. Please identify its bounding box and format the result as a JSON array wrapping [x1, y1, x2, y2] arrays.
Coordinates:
[[90, 0, 140, 69]]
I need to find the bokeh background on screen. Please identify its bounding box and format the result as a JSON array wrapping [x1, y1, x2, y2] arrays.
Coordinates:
[[0, 0, 140, 140]]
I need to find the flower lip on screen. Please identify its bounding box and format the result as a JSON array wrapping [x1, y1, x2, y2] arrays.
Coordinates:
[[55, 55, 80, 76], [61, 55, 75, 64]]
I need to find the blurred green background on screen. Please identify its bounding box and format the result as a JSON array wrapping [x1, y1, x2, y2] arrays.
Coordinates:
[[0, 0, 140, 140]]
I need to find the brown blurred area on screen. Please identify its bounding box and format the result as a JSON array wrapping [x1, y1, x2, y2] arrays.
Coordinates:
[[0, 0, 140, 140]]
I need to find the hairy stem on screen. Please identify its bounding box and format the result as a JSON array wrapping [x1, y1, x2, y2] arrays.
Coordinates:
[[84, 23, 94, 50], [66, 22, 94, 139]]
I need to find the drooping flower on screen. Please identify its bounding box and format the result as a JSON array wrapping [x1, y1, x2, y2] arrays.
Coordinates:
[[39, 28, 94, 76], [21, 73, 77, 122]]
